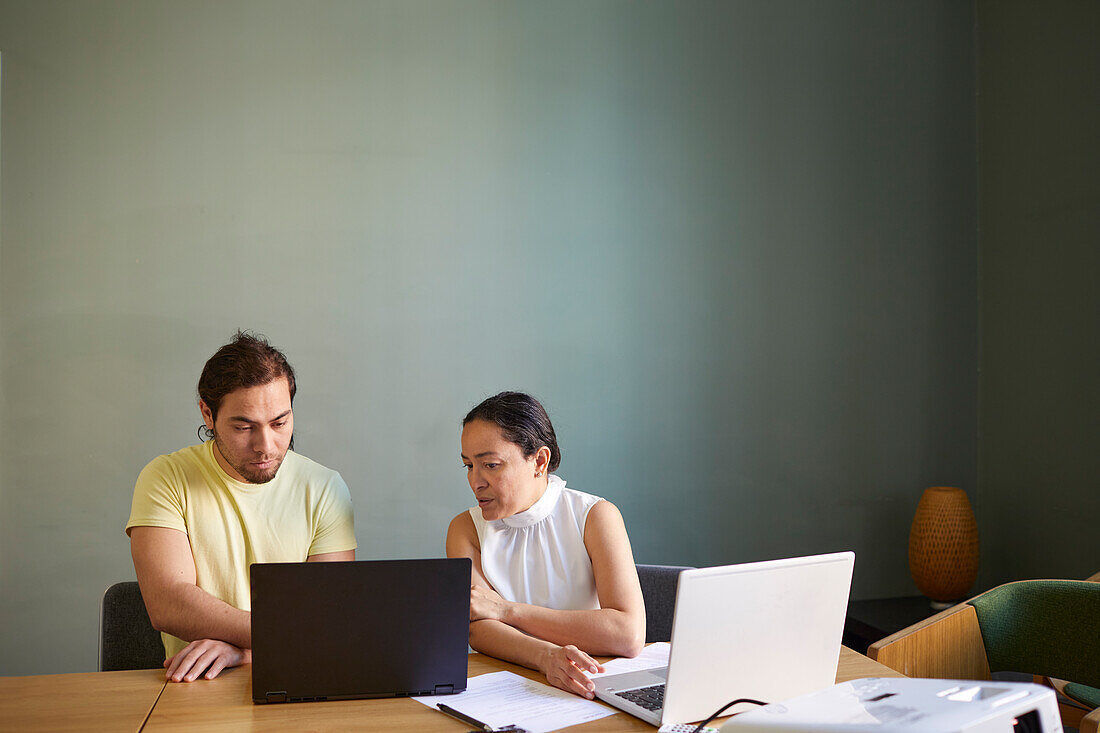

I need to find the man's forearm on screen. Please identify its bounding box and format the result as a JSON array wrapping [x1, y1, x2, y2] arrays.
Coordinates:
[[148, 581, 251, 649]]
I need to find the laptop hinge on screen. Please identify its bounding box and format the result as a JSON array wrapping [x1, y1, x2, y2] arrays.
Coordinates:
[[265, 691, 287, 703], [435, 684, 455, 695]]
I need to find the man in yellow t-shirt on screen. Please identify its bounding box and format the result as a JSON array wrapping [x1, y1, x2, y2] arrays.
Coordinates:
[[126, 331, 357, 683]]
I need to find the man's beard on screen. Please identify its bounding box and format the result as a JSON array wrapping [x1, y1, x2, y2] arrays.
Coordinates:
[[212, 430, 287, 484]]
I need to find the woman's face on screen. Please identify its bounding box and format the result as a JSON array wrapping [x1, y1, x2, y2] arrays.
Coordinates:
[[461, 419, 547, 521]]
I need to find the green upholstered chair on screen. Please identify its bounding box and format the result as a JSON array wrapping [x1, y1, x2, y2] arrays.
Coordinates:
[[869, 579, 1100, 732]]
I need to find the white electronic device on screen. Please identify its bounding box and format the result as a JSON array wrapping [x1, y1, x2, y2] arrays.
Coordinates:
[[719, 678, 1060, 732], [592, 552, 854, 726]]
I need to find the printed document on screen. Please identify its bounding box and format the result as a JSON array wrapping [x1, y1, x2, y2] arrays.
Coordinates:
[[413, 670, 615, 733], [589, 641, 670, 677]]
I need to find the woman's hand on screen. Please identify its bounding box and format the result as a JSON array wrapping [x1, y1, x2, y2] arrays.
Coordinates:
[[470, 584, 511, 622], [164, 639, 250, 682], [538, 644, 605, 698]]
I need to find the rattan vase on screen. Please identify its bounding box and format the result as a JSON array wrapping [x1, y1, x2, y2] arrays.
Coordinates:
[[908, 486, 979, 608]]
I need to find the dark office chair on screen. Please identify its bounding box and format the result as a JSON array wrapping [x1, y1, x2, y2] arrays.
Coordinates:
[[636, 564, 693, 643], [99, 581, 165, 671]]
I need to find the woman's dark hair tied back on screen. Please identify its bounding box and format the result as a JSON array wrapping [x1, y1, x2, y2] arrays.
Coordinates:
[[464, 391, 561, 472]]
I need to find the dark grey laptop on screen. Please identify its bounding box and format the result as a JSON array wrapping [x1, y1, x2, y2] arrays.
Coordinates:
[[250, 558, 471, 704]]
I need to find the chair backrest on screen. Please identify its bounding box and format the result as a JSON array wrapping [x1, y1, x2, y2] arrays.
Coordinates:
[[636, 564, 694, 643], [969, 579, 1100, 687], [99, 581, 165, 671]]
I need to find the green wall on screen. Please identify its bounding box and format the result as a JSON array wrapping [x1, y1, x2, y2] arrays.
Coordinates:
[[977, 0, 1100, 585], [0, 0, 978, 674]]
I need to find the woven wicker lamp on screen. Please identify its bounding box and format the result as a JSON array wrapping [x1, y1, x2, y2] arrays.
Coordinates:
[[908, 486, 979, 609]]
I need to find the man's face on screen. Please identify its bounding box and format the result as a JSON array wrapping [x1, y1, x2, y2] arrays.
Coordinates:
[[200, 377, 294, 484]]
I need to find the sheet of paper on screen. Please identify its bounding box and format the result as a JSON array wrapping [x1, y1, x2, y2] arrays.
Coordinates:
[[413, 670, 616, 733], [589, 641, 670, 678]]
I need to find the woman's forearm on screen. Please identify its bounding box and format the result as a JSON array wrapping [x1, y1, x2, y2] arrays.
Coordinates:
[[500, 604, 644, 658], [469, 619, 556, 673]]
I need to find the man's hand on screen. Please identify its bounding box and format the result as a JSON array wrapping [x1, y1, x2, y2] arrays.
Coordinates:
[[164, 639, 251, 682], [470, 584, 511, 622], [538, 644, 604, 698]]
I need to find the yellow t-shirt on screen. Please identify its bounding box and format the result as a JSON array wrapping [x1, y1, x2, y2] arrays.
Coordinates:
[[125, 440, 357, 658]]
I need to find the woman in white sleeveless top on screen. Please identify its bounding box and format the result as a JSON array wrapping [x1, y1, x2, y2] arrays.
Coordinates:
[[446, 392, 646, 698]]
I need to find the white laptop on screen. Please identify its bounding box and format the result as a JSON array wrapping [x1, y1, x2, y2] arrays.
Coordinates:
[[592, 552, 855, 727]]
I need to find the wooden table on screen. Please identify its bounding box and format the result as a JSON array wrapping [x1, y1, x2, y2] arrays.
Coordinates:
[[141, 647, 904, 732], [0, 668, 167, 732]]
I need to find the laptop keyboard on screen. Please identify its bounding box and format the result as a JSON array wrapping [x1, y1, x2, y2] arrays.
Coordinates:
[[614, 683, 664, 712]]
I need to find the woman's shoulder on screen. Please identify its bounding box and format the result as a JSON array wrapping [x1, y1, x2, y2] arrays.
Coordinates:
[[447, 509, 478, 534], [583, 495, 622, 523], [554, 483, 623, 536], [581, 497, 631, 550], [446, 509, 480, 554]]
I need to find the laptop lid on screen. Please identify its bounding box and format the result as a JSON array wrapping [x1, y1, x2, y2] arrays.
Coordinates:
[[250, 558, 471, 703], [661, 551, 855, 724]]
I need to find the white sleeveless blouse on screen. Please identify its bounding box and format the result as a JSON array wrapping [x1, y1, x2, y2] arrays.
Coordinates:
[[470, 475, 602, 611]]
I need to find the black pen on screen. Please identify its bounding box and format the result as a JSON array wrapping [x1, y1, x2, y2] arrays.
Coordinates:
[[436, 702, 494, 732]]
